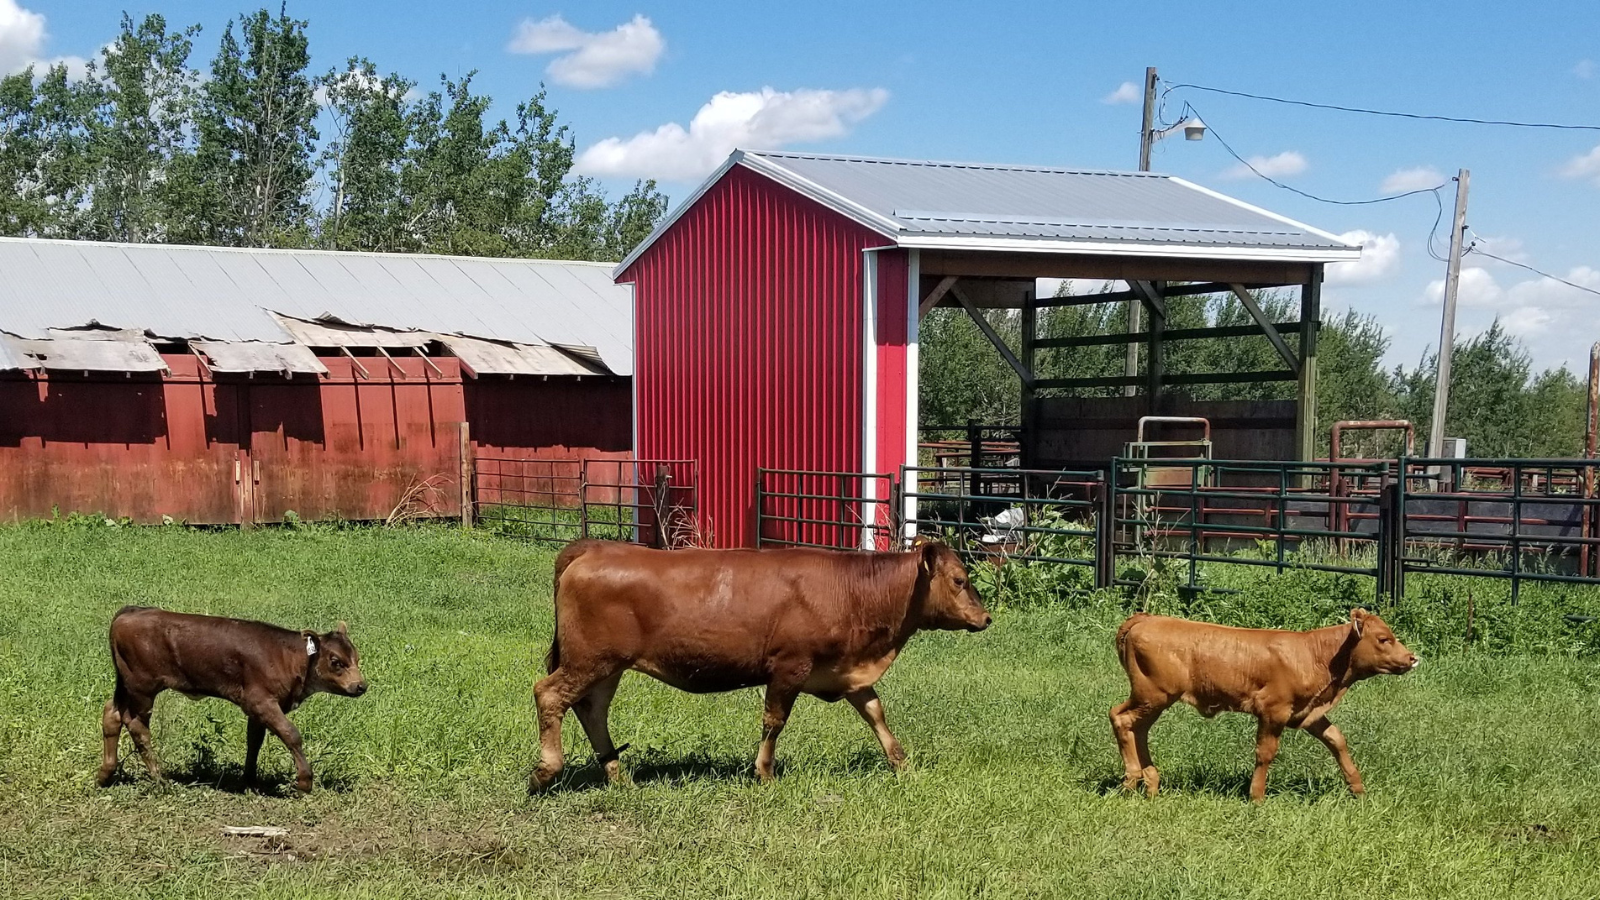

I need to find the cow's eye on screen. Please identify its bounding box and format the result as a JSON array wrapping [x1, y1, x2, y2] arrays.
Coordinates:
[[331, 658, 347, 671], [1378, 637, 1392, 645], [954, 577, 966, 588]]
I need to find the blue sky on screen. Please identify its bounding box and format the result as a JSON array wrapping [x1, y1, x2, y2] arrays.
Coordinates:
[[9, 0, 1600, 371]]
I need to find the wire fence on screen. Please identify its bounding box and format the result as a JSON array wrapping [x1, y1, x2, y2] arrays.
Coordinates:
[[473, 456, 699, 547]]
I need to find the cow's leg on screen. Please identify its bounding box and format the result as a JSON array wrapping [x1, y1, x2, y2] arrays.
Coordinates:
[[96, 700, 124, 787], [754, 682, 801, 783], [122, 696, 160, 782], [846, 687, 906, 771], [529, 667, 602, 792], [252, 704, 312, 793], [1248, 719, 1285, 803], [243, 718, 267, 787], [1130, 706, 1165, 796], [1304, 719, 1365, 796], [1111, 699, 1167, 795], [571, 670, 627, 785]]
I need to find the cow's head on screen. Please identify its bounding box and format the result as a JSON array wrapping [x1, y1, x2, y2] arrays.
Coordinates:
[[914, 541, 992, 632], [304, 621, 369, 697], [1347, 608, 1418, 677]]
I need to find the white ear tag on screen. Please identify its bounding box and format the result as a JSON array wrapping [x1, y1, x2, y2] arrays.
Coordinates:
[[306, 636, 316, 656]]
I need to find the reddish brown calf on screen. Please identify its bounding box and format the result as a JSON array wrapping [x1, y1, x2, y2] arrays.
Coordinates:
[[97, 607, 368, 793], [1110, 609, 1417, 802]]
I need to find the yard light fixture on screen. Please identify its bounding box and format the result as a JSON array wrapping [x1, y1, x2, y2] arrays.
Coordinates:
[[1182, 117, 1206, 141]]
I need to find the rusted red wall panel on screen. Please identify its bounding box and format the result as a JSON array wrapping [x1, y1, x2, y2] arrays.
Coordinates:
[[620, 163, 888, 547], [0, 356, 239, 524], [0, 352, 629, 525], [249, 356, 467, 523], [465, 377, 632, 507]]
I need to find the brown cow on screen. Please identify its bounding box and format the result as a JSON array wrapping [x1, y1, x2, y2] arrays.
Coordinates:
[[1110, 609, 1418, 802], [97, 606, 368, 793], [528, 539, 991, 791]]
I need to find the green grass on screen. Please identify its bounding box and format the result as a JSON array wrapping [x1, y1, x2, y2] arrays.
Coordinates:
[[2, 522, 1599, 898]]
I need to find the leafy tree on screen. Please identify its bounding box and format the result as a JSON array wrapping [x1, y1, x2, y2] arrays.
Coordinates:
[[317, 57, 413, 251], [81, 14, 201, 243], [175, 5, 319, 246], [0, 63, 96, 238]]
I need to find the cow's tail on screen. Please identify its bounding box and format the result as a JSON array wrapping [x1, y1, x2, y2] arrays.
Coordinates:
[[1114, 612, 1150, 669], [546, 541, 594, 674]]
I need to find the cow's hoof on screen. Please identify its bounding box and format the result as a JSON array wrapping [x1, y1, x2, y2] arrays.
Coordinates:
[[95, 768, 116, 788], [603, 760, 630, 786], [528, 769, 559, 794], [294, 778, 313, 794]]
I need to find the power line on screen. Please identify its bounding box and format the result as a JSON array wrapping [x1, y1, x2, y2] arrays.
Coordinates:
[[1196, 110, 1450, 205], [1466, 238, 1600, 299], [1165, 82, 1600, 132]]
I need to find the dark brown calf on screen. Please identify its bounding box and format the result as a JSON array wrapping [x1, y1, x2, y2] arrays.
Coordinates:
[[97, 606, 368, 793], [1110, 609, 1418, 802], [529, 539, 991, 791]]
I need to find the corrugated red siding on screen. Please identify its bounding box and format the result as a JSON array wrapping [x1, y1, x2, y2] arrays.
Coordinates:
[[874, 249, 911, 544], [621, 163, 891, 547], [0, 354, 632, 525]]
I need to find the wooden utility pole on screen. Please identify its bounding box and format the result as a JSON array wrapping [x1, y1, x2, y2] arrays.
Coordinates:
[[1126, 66, 1160, 396], [1427, 169, 1470, 459]]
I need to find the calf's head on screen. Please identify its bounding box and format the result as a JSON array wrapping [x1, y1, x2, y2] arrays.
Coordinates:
[[303, 621, 369, 697], [913, 542, 992, 632], [1347, 608, 1418, 677]]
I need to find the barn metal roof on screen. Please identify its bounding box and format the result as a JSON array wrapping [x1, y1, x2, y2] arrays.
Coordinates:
[[0, 238, 633, 376], [616, 150, 1359, 275]]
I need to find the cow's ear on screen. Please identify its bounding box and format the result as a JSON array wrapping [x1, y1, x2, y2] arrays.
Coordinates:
[[336, 620, 348, 635], [302, 630, 320, 656], [1349, 608, 1366, 637], [920, 541, 940, 574]]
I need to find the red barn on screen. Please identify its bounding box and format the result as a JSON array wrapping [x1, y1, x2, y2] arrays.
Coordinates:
[[615, 151, 1360, 548], [0, 238, 632, 525]]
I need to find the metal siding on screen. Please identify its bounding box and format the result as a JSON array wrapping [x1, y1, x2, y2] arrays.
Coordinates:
[[0, 238, 634, 375], [624, 165, 882, 547], [743, 151, 1355, 252]]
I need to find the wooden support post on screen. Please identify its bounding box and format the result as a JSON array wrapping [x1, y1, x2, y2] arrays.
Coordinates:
[[1229, 284, 1301, 374], [1296, 268, 1322, 464], [458, 421, 473, 527], [919, 275, 958, 318], [1020, 287, 1037, 468], [1131, 281, 1166, 411], [952, 284, 1034, 388]]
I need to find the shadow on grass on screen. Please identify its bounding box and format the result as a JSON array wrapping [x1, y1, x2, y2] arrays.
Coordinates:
[[542, 746, 893, 793], [156, 756, 359, 796], [1088, 768, 1351, 802]]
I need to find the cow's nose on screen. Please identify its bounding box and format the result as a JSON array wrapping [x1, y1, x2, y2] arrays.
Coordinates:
[[352, 681, 369, 696]]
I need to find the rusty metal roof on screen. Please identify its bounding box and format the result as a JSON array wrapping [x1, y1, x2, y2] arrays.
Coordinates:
[[617, 150, 1360, 275], [0, 238, 633, 375]]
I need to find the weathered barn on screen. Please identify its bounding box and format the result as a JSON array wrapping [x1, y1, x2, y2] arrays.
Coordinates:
[[615, 151, 1360, 548], [0, 238, 632, 525]]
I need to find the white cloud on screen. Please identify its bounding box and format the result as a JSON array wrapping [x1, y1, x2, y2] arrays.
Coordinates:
[[1560, 144, 1600, 186], [1419, 263, 1600, 349], [0, 0, 82, 78], [1102, 81, 1139, 105], [1576, 59, 1596, 79], [0, 0, 44, 74], [1325, 230, 1400, 285], [574, 86, 890, 182], [1422, 266, 1504, 308], [1222, 150, 1306, 180], [508, 14, 664, 89], [1381, 166, 1446, 194]]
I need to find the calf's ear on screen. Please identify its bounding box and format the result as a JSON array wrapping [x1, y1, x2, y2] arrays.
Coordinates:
[[301, 630, 320, 656], [336, 620, 348, 635], [920, 541, 941, 574], [1349, 608, 1366, 637]]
